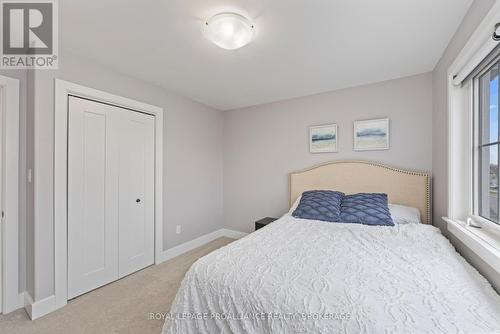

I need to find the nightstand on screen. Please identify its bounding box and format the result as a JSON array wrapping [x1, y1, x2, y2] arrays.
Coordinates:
[[255, 217, 278, 231]]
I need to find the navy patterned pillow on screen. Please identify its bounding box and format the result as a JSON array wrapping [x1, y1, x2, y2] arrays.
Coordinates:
[[292, 190, 345, 222], [340, 193, 394, 226]]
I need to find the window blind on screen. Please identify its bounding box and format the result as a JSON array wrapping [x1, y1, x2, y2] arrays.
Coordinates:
[[458, 42, 500, 85]]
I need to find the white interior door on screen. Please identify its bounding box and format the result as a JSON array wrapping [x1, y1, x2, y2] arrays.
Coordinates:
[[0, 87, 3, 313], [68, 97, 119, 299], [68, 97, 155, 299], [117, 110, 155, 277]]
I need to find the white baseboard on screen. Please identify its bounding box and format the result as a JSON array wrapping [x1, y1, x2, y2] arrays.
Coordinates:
[[157, 228, 248, 264], [23, 292, 56, 320], [220, 228, 248, 239], [157, 229, 224, 263], [19, 228, 248, 319]]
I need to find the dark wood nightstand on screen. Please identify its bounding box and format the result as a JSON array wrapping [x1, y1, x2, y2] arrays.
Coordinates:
[[255, 217, 278, 231]]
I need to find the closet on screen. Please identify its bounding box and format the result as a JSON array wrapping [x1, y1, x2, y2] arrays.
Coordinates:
[[67, 96, 155, 299]]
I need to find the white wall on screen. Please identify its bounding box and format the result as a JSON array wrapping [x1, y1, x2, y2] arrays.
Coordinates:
[[432, 0, 498, 288], [224, 73, 433, 233], [31, 50, 224, 301]]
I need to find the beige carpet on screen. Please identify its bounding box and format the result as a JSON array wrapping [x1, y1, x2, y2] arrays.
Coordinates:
[[0, 237, 235, 334]]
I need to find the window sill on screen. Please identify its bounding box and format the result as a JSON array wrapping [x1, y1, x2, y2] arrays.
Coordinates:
[[444, 217, 500, 274]]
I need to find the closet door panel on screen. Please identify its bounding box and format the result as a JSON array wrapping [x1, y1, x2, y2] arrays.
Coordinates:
[[117, 110, 155, 277], [67, 97, 119, 299]]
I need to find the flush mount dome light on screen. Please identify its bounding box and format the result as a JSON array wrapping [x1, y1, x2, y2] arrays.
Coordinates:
[[203, 12, 254, 50]]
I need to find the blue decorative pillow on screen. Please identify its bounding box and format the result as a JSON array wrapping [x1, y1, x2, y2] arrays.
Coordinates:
[[292, 190, 345, 222], [340, 193, 394, 226]]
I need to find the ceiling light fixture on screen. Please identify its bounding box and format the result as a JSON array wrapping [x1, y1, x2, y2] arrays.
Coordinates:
[[203, 12, 254, 50]]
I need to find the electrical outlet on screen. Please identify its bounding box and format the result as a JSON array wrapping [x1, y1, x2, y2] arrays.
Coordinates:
[[176, 225, 181, 234]]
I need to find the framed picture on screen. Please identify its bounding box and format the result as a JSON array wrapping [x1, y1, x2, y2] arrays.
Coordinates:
[[309, 124, 338, 153], [353, 118, 389, 151]]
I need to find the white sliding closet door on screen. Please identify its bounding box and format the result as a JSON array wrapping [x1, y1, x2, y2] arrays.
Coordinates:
[[68, 96, 154, 299], [118, 110, 155, 277]]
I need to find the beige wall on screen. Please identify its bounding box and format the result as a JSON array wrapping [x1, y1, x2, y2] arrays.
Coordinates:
[[432, 0, 499, 290], [224, 73, 433, 232], [30, 50, 224, 300]]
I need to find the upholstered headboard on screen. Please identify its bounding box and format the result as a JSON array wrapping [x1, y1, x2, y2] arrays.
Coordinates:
[[289, 161, 432, 224]]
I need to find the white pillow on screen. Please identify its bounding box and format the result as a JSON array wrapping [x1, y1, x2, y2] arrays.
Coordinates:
[[389, 204, 421, 224], [288, 195, 302, 214]]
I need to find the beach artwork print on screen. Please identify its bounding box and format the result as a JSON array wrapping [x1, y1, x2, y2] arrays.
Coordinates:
[[353, 118, 389, 151], [309, 124, 338, 153]]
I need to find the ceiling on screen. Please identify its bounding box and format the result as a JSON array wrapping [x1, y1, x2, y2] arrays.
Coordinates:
[[61, 0, 473, 110]]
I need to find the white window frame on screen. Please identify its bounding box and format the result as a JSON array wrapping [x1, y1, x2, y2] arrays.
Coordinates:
[[446, 0, 500, 274], [471, 61, 500, 232], [53, 79, 164, 316]]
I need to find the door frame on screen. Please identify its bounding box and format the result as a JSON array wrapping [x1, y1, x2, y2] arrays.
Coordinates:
[[0, 75, 20, 314], [54, 79, 163, 310]]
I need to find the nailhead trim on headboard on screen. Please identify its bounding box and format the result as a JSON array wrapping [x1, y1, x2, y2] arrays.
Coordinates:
[[290, 160, 432, 225]]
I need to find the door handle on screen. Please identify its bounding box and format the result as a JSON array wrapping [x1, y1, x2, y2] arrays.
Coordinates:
[[136, 199, 141, 203]]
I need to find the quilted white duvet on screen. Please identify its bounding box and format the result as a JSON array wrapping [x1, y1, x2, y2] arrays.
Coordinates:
[[162, 215, 500, 334]]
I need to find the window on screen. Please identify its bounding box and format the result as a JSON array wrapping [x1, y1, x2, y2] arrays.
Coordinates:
[[477, 59, 500, 224], [446, 4, 500, 274]]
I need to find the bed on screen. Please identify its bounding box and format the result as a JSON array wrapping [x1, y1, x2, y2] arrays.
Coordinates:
[[162, 161, 500, 334]]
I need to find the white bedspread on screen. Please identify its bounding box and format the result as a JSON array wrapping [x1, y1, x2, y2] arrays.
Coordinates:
[[162, 215, 500, 334]]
